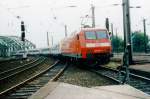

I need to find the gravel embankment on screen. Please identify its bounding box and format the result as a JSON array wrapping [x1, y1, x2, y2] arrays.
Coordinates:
[[58, 64, 116, 87]]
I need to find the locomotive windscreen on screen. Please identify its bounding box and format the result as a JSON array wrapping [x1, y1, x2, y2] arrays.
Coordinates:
[[96, 31, 108, 39], [85, 31, 96, 40], [85, 31, 108, 40]]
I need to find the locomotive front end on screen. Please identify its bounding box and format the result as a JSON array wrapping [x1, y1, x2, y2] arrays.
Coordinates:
[[80, 29, 112, 63]]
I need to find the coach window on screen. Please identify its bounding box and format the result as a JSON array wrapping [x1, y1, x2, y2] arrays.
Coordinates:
[[85, 31, 96, 40]]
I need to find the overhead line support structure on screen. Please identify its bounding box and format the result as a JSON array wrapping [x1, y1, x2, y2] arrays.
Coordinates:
[[91, 4, 95, 28], [122, 0, 133, 64]]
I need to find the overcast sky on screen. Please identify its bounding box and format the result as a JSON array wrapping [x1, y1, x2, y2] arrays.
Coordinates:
[[0, 0, 150, 48]]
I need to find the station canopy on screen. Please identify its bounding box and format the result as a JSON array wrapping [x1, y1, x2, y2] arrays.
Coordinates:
[[0, 36, 36, 57]]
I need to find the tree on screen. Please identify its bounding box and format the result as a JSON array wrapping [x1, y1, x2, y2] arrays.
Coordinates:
[[111, 36, 124, 52], [132, 32, 149, 52]]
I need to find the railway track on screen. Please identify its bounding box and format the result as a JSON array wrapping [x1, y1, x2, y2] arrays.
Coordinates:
[[114, 53, 150, 56], [133, 60, 150, 65], [0, 57, 35, 73], [0, 57, 46, 94], [129, 68, 150, 78], [0, 60, 67, 99], [0, 57, 43, 81], [0, 57, 19, 64], [88, 66, 150, 95]]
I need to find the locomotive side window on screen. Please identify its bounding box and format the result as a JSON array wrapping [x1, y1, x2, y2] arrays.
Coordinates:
[[85, 31, 96, 40], [96, 31, 108, 39], [77, 34, 79, 40]]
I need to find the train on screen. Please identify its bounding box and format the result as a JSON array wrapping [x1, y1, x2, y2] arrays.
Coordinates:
[[15, 28, 112, 66], [15, 49, 41, 56], [51, 28, 113, 66]]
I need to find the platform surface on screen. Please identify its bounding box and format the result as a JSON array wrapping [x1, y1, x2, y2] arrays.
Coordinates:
[[130, 64, 150, 73], [29, 81, 150, 99]]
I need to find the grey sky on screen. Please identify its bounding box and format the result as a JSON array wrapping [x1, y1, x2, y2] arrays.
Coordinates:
[[0, 0, 150, 48]]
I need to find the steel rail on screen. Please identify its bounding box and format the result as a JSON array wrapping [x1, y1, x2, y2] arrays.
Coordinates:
[[101, 66, 150, 82], [97, 66, 150, 94], [0, 57, 40, 75], [129, 68, 150, 78], [0, 60, 66, 98], [0, 57, 35, 73], [50, 62, 68, 81], [0, 59, 59, 96], [89, 69, 121, 84], [0, 57, 44, 81]]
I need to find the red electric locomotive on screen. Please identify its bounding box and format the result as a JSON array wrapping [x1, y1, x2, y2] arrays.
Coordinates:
[[60, 28, 112, 65]]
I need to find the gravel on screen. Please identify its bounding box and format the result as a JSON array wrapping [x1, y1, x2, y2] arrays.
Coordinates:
[[58, 64, 115, 87]]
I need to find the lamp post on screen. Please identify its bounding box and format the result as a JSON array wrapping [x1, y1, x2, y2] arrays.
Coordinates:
[[122, 0, 141, 64], [91, 4, 95, 28], [121, 0, 132, 84], [111, 23, 114, 38], [121, 0, 141, 83], [65, 25, 67, 37], [125, 0, 133, 65], [143, 19, 147, 53]]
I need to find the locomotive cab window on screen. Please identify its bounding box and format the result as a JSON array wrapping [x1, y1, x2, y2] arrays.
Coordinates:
[[76, 34, 79, 40], [85, 31, 96, 40], [96, 31, 108, 39]]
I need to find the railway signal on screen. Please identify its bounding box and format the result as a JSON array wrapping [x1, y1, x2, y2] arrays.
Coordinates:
[[21, 21, 25, 41], [21, 21, 27, 58]]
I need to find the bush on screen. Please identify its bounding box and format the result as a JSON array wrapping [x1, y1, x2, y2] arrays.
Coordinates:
[[111, 36, 124, 52], [132, 32, 149, 52]]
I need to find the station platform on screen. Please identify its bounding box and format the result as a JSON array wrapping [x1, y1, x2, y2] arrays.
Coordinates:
[[29, 82, 150, 99], [130, 64, 150, 73]]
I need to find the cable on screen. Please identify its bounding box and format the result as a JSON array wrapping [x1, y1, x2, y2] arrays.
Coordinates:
[[81, 8, 91, 27]]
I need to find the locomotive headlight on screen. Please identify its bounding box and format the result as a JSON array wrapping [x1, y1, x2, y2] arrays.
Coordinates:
[[86, 43, 96, 47], [99, 42, 111, 46], [86, 42, 111, 47]]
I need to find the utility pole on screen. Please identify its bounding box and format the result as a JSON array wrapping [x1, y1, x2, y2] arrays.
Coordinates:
[[47, 32, 50, 47], [105, 18, 109, 31], [111, 23, 114, 38], [123, 0, 133, 64], [91, 4, 95, 28], [122, 0, 127, 51], [111, 23, 114, 53], [65, 25, 67, 37], [116, 28, 118, 53], [121, 0, 131, 84], [51, 35, 53, 46], [115, 28, 118, 37], [143, 19, 147, 53]]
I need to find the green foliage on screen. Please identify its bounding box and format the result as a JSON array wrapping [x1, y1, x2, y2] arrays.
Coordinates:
[[111, 32, 150, 53], [111, 36, 124, 52], [132, 32, 149, 52]]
